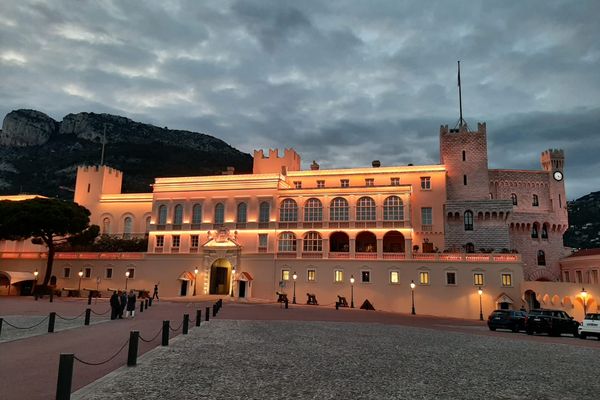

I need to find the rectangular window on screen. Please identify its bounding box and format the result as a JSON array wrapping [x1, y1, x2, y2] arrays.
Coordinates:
[[307, 269, 316, 282], [390, 271, 399, 284], [576, 270, 583, 283], [501, 273, 512, 287], [258, 234, 268, 251], [420, 177, 431, 190], [473, 273, 484, 286], [419, 271, 430, 285], [334, 269, 344, 283], [361, 271, 371, 283], [340, 179, 349, 188], [390, 177, 400, 186], [126, 268, 135, 279], [84, 267, 92, 279], [446, 272, 456, 285], [156, 235, 164, 247], [172, 235, 180, 248], [190, 235, 199, 248], [63, 267, 71, 278], [463, 175, 467, 185], [563, 271, 570, 282], [365, 178, 374, 187], [105, 268, 113, 279], [294, 181, 302, 189], [421, 207, 432, 225], [317, 180, 325, 188], [282, 269, 290, 281]]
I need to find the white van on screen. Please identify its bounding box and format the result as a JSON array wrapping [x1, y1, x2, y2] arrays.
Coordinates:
[[578, 313, 600, 339]]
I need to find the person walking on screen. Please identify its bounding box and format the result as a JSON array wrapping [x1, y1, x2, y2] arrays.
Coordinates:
[[119, 290, 127, 319], [126, 290, 137, 318], [109, 291, 120, 320], [152, 283, 159, 301]]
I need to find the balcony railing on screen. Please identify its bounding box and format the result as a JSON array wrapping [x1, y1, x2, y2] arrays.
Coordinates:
[[355, 253, 377, 259], [329, 252, 350, 259]]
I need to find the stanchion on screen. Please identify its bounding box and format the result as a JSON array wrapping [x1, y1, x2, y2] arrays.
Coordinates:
[[161, 321, 170, 346], [56, 353, 74, 400], [183, 314, 189, 335], [50, 291, 54, 303], [205, 307, 210, 322], [148, 298, 153, 307], [84, 309, 91, 326], [144, 298, 148, 310], [212, 304, 216, 317], [196, 309, 202, 327], [87, 291, 92, 305], [140, 301, 144, 313], [127, 331, 139, 366], [48, 312, 56, 333]]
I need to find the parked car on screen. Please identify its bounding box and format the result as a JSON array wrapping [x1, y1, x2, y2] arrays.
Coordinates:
[[487, 309, 527, 332], [525, 309, 579, 337], [578, 313, 600, 339]]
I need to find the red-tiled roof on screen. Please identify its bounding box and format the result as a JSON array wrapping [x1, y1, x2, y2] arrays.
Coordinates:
[[567, 248, 600, 258]]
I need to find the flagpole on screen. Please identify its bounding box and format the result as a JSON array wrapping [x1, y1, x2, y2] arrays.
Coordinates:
[[458, 60, 463, 128]]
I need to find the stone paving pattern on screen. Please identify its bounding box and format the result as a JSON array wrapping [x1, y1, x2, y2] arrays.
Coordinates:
[[73, 319, 600, 400], [0, 313, 110, 343]]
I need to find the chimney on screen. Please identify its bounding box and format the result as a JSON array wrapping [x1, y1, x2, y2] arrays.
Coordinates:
[[310, 160, 320, 170], [372, 160, 381, 168]]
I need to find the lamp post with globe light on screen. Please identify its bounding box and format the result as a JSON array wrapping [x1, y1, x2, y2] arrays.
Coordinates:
[[230, 268, 236, 297], [125, 270, 130, 290], [478, 287, 484, 321], [350, 275, 355, 308], [33, 269, 39, 296], [581, 288, 588, 316], [410, 280, 416, 315], [193, 268, 198, 296], [292, 272, 297, 304], [78, 269, 83, 291]]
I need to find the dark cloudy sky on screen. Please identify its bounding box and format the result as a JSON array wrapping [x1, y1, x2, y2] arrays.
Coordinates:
[[1, 1, 599, 199]]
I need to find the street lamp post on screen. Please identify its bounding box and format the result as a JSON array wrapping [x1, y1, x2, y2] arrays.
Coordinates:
[[478, 287, 483, 321], [78, 269, 83, 291], [125, 271, 130, 291], [410, 280, 416, 315], [581, 288, 588, 316], [193, 268, 198, 296], [350, 275, 355, 308], [33, 269, 39, 296], [292, 272, 297, 304]]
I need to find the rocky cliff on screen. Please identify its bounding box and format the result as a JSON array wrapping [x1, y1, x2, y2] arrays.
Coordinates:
[[564, 191, 600, 249], [0, 109, 253, 197]]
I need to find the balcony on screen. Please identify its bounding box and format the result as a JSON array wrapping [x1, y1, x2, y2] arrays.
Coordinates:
[[268, 251, 521, 262], [329, 252, 350, 259], [355, 253, 377, 259]]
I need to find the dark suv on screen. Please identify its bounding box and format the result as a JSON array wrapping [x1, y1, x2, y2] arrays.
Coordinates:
[[525, 309, 579, 337], [487, 310, 527, 332]]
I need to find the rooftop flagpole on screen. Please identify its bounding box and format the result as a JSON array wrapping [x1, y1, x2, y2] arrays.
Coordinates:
[[458, 60, 464, 128], [100, 124, 106, 166]]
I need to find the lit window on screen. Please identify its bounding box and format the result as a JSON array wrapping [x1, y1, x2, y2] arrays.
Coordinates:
[[259, 202, 270, 223], [294, 181, 302, 189], [278, 232, 296, 252], [304, 198, 323, 222], [317, 180, 325, 188], [280, 199, 298, 222], [126, 268, 135, 279], [334, 270, 344, 282], [156, 235, 164, 247], [307, 269, 316, 282], [532, 194, 539, 207], [501, 273, 512, 287], [172, 235, 180, 248], [63, 267, 71, 278], [464, 211, 474, 231], [237, 203, 247, 224], [214, 203, 225, 225], [419, 271, 430, 285], [105, 268, 113, 279], [192, 204, 202, 225], [84, 267, 92, 278], [390, 271, 400, 284], [421, 207, 432, 225], [390, 177, 400, 186], [361, 271, 371, 283], [282, 269, 290, 281], [420, 177, 431, 190], [383, 196, 404, 221], [173, 204, 183, 225], [303, 231, 323, 252], [356, 196, 376, 221], [157, 205, 167, 225], [330, 197, 349, 221], [365, 178, 374, 187], [446, 272, 456, 285], [190, 235, 199, 248], [473, 273, 484, 286], [340, 179, 349, 188]]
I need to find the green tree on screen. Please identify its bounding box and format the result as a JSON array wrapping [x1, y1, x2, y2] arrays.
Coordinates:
[[0, 197, 93, 287]]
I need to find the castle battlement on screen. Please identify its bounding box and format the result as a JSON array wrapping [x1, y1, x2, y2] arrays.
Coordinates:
[[440, 122, 486, 136], [253, 148, 301, 175], [77, 165, 122, 177]]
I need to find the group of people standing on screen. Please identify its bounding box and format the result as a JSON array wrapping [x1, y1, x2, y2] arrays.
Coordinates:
[[110, 290, 137, 320]]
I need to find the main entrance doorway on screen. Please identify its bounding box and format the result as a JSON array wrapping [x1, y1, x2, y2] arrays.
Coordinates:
[[209, 258, 232, 295]]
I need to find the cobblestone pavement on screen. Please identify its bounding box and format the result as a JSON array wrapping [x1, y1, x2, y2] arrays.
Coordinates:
[[73, 318, 600, 400]]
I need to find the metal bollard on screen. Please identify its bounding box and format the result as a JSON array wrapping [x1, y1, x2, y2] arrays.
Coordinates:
[[205, 307, 210, 322], [183, 314, 189, 335], [196, 309, 202, 327], [285, 298, 289, 309], [48, 312, 56, 333], [55, 353, 74, 400], [335, 302, 339, 310], [148, 298, 153, 307], [50, 291, 54, 303], [145, 299, 149, 309], [87, 291, 92, 305], [84, 309, 91, 326], [0, 318, 3, 337], [127, 331, 139, 366], [162, 320, 170, 346], [140, 301, 144, 313], [212, 304, 217, 317]]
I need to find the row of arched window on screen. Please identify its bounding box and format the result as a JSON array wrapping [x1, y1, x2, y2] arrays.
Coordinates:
[[156, 202, 271, 226], [277, 231, 406, 253], [102, 215, 151, 236], [510, 193, 539, 207], [531, 223, 549, 239]]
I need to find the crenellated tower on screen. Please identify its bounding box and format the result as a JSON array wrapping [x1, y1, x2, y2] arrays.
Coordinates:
[[252, 148, 301, 175]]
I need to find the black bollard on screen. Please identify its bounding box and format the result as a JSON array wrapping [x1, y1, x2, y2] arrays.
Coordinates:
[[140, 301, 144, 313], [212, 304, 217, 317], [50, 291, 54, 303], [183, 314, 189, 335], [196, 309, 202, 327], [0, 318, 3, 337], [35, 293, 39, 301], [336, 302, 339, 310], [285, 298, 289, 309], [148, 298, 153, 307], [48, 312, 56, 333], [127, 331, 139, 366], [55, 353, 74, 400], [145, 299, 148, 309], [84, 308, 91, 326], [162, 320, 170, 346], [205, 307, 210, 322], [87, 291, 92, 305]]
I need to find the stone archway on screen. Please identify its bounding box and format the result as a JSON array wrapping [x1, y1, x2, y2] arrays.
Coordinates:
[[209, 258, 233, 295]]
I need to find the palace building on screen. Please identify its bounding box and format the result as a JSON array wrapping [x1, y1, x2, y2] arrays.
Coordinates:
[[1, 120, 591, 319]]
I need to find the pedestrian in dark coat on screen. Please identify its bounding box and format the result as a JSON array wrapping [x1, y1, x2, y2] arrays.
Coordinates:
[[152, 283, 159, 301], [119, 291, 127, 319], [110, 291, 120, 320], [126, 290, 137, 318]]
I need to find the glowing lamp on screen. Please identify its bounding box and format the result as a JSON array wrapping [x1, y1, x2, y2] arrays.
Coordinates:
[[410, 281, 416, 289], [33, 269, 39, 278], [293, 272, 298, 281], [194, 268, 199, 275], [581, 288, 588, 299], [478, 288, 483, 296], [350, 276, 355, 284], [125, 271, 130, 278], [78, 270, 83, 278]]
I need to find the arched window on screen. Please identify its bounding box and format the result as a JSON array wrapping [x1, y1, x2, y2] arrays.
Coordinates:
[[383, 196, 404, 221], [303, 231, 322, 252], [123, 217, 132, 239], [214, 203, 225, 225], [157, 205, 167, 225], [279, 199, 298, 222], [237, 203, 247, 223], [532, 194, 539, 207], [464, 211, 474, 231], [330, 197, 349, 221], [191, 204, 202, 225], [145, 216, 151, 233], [511, 193, 517, 206], [531, 223, 539, 239], [356, 197, 376, 221], [259, 202, 270, 223], [102, 217, 111, 234], [541, 224, 549, 239], [278, 232, 296, 252], [304, 198, 323, 222], [537, 250, 546, 266], [173, 204, 183, 225]]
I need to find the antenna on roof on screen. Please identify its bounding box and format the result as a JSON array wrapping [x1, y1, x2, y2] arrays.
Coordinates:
[[455, 60, 468, 130], [100, 124, 107, 166]]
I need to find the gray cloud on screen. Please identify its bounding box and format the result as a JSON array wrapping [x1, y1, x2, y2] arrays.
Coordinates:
[[0, 0, 599, 199]]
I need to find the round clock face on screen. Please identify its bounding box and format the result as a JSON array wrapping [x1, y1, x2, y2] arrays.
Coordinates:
[[553, 171, 563, 181]]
